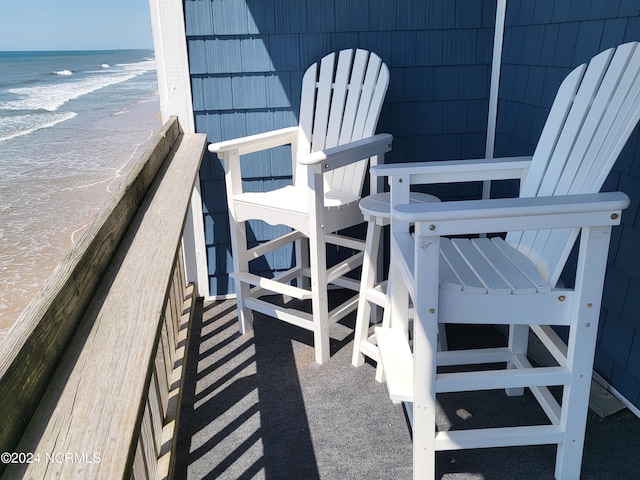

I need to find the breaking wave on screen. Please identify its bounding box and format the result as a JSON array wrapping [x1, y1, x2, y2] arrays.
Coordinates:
[[0, 112, 77, 144], [1, 58, 155, 113]]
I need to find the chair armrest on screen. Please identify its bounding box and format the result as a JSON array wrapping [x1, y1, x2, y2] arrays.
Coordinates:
[[208, 126, 299, 156], [393, 192, 630, 236], [299, 133, 393, 172], [372, 156, 532, 184]]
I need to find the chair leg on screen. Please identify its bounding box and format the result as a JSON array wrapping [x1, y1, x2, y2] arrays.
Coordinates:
[[295, 236, 311, 289], [554, 321, 598, 479], [412, 234, 440, 480], [374, 272, 393, 383], [352, 220, 382, 367], [506, 324, 529, 396], [229, 217, 254, 334], [555, 226, 610, 479], [308, 223, 330, 365], [412, 335, 438, 480], [438, 323, 448, 351]]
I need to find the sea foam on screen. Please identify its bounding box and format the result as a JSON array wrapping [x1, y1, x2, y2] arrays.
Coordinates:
[[0, 112, 78, 144], [2, 59, 154, 112]]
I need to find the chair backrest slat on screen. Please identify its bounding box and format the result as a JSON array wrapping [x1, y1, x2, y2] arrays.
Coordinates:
[[577, 45, 640, 192], [341, 53, 387, 196], [325, 50, 355, 148], [323, 49, 364, 192], [338, 50, 369, 146], [312, 52, 339, 152], [506, 42, 640, 285], [516, 65, 586, 200], [295, 49, 389, 198]]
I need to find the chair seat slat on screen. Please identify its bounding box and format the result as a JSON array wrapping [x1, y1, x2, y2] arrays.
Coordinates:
[[439, 253, 463, 291], [439, 238, 486, 294], [450, 238, 512, 294], [470, 238, 539, 294], [438, 238, 553, 295], [492, 238, 552, 292]]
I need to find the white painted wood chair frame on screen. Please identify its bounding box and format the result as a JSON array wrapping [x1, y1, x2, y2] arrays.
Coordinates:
[[209, 49, 391, 364], [374, 42, 640, 479]]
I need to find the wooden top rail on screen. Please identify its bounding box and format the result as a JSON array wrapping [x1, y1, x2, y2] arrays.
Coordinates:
[[0, 117, 206, 479]]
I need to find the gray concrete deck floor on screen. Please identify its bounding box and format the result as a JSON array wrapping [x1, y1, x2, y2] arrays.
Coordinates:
[[174, 297, 640, 479]]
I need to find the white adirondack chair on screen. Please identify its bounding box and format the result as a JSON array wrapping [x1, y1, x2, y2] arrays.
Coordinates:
[[374, 42, 639, 479], [209, 49, 391, 364]]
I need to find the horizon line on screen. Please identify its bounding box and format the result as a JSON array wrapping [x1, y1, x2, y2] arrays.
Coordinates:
[[0, 47, 154, 53]]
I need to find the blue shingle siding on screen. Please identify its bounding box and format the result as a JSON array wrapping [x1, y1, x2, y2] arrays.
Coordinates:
[[369, 0, 397, 31], [602, 18, 629, 47], [573, 21, 606, 64], [627, 16, 640, 41], [396, 1, 427, 31], [273, 0, 306, 33], [613, 362, 640, 406], [588, 0, 621, 20], [619, 0, 640, 17], [335, 1, 370, 32], [212, 0, 250, 35], [268, 36, 302, 70], [600, 311, 635, 367], [531, 0, 555, 24], [184, 1, 214, 36], [498, 0, 640, 410], [245, 3, 272, 33], [627, 333, 640, 382]]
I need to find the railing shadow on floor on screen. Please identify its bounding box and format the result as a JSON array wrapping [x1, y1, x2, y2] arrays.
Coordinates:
[[174, 299, 323, 479]]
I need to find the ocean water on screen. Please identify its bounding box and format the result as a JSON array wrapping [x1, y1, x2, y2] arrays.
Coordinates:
[[0, 49, 161, 334]]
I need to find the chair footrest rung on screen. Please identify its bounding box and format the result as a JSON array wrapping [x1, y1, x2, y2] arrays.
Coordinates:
[[326, 251, 364, 284], [365, 285, 387, 307], [326, 233, 366, 251], [358, 338, 380, 362], [244, 297, 314, 330], [375, 327, 414, 402], [232, 272, 312, 300], [434, 424, 565, 451], [436, 362, 571, 393], [436, 347, 512, 366], [328, 295, 359, 324], [247, 230, 304, 259]]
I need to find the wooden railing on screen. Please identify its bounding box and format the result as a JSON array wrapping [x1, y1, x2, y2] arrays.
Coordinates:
[[0, 117, 207, 479]]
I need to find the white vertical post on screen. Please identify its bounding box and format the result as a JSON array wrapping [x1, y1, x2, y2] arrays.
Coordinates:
[[388, 174, 411, 336], [148, 0, 195, 131], [308, 168, 330, 364], [412, 226, 440, 480], [483, 0, 508, 200], [148, 0, 210, 298], [182, 178, 210, 297], [555, 226, 611, 479], [222, 151, 254, 333]]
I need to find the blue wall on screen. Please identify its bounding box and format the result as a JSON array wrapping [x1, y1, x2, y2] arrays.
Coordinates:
[[497, 0, 640, 408], [185, 0, 640, 409]]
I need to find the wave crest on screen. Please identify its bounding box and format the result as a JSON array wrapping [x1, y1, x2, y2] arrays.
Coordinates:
[[2, 58, 155, 112], [0, 112, 77, 144], [53, 70, 73, 76]]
